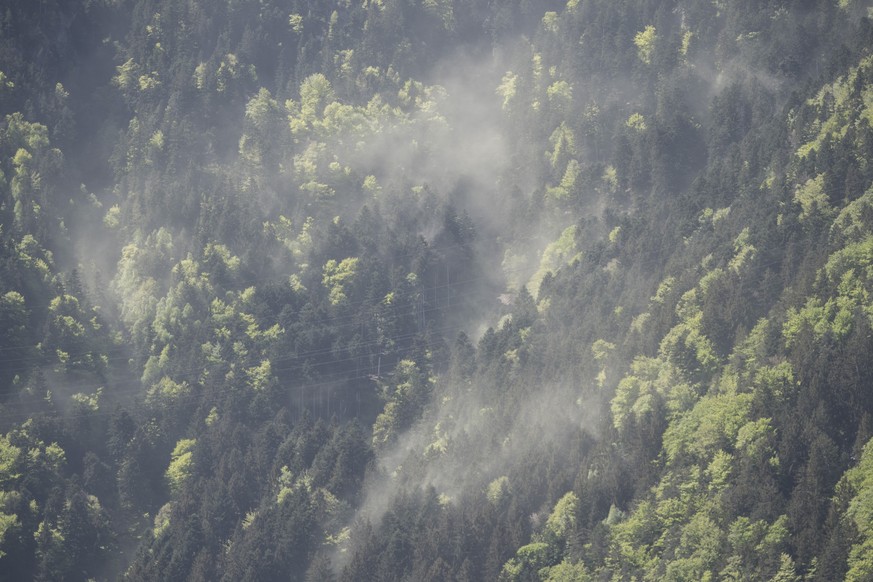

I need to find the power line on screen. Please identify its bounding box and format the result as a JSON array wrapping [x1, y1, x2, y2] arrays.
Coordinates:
[[0, 261, 518, 366], [0, 223, 806, 421], [0, 282, 512, 417], [0, 317, 483, 424]]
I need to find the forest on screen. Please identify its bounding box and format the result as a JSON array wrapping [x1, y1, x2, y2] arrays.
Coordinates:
[[2, 0, 873, 580]]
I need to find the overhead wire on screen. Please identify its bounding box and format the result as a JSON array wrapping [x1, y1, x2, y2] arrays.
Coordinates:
[[0, 229, 528, 366], [0, 222, 805, 422], [0, 252, 523, 367], [0, 316, 484, 424], [0, 237, 804, 385], [0, 271, 519, 419]]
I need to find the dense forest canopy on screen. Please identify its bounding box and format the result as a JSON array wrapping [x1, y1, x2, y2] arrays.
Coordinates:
[[2, 0, 873, 580]]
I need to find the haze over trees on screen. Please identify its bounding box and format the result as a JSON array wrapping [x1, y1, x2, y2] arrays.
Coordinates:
[[1, 0, 873, 580]]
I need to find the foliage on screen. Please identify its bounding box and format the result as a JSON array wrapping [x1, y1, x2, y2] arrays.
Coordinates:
[[1, 0, 872, 579]]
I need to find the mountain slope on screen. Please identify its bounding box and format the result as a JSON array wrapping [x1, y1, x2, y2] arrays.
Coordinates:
[[1, 1, 873, 580]]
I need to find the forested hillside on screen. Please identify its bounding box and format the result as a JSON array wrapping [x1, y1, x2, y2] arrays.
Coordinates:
[[2, 0, 873, 580]]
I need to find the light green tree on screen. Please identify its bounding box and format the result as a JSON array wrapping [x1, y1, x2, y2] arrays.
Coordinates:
[[166, 438, 196, 496], [634, 25, 657, 65], [372, 360, 433, 448], [323, 257, 359, 305]]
